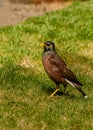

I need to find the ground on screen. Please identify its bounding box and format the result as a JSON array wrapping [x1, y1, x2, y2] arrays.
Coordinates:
[[0, 0, 70, 26]]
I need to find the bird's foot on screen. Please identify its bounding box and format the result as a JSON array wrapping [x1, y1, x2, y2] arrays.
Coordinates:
[[50, 88, 60, 97]]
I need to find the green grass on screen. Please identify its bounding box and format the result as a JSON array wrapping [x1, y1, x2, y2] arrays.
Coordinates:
[[0, 0, 93, 129]]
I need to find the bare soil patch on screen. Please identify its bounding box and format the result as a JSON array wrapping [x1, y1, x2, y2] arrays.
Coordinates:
[[0, 0, 71, 26]]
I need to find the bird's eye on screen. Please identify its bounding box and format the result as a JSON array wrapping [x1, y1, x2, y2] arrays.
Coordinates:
[[47, 44, 50, 46]]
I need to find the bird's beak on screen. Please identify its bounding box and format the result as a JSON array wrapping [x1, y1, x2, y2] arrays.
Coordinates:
[[41, 43, 46, 47]]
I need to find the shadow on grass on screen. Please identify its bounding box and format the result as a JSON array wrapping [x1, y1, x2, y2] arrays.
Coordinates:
[[0, 53, 92, 98], [0, 63, 40, 90]]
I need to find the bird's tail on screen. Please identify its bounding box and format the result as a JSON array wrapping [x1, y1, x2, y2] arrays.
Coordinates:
[[65, 79, 87, 98], [73, 83, 87, 98]]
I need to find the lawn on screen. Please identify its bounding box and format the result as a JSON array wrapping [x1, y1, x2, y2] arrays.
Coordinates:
[[0, 0, 93, 130]]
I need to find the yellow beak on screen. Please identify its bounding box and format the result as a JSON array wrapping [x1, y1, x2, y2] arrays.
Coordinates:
[[41, 43, 46, 47]]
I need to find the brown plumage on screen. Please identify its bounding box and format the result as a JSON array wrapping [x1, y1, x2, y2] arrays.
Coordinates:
[[42, 41, 87, 98]]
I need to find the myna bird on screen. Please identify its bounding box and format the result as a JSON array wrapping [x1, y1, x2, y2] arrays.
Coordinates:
[[42, 41, 87, 98]]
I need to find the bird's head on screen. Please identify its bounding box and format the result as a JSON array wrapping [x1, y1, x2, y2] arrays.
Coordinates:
[[42, 41, 55, 52]]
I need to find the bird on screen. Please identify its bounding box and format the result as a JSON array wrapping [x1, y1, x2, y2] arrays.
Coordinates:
[[41, 41, 87, 98]]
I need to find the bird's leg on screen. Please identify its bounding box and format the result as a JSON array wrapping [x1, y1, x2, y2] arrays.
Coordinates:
[[50, 85, 60, 97]]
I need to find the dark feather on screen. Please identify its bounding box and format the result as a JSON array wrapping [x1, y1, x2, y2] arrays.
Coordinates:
[[49, 52, 82, 86]]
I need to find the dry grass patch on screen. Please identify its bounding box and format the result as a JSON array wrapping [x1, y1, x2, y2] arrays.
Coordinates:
[[80, 42, 93, 60]]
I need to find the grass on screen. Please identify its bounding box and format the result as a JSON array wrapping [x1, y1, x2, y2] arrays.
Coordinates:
[[0, 0, 93, 129]]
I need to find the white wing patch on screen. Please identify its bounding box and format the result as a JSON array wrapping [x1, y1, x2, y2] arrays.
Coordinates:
[[65, 78, 75, 88]]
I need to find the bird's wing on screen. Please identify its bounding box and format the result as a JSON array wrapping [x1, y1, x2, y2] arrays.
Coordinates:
[[50, 53, 82, 86], [61, 66, 82, 85]]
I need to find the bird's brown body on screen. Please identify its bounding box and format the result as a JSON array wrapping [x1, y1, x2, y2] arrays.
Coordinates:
[[42, 41, 87, 98], [43, 51, 67, 85], [42, 51, 82, 86]]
